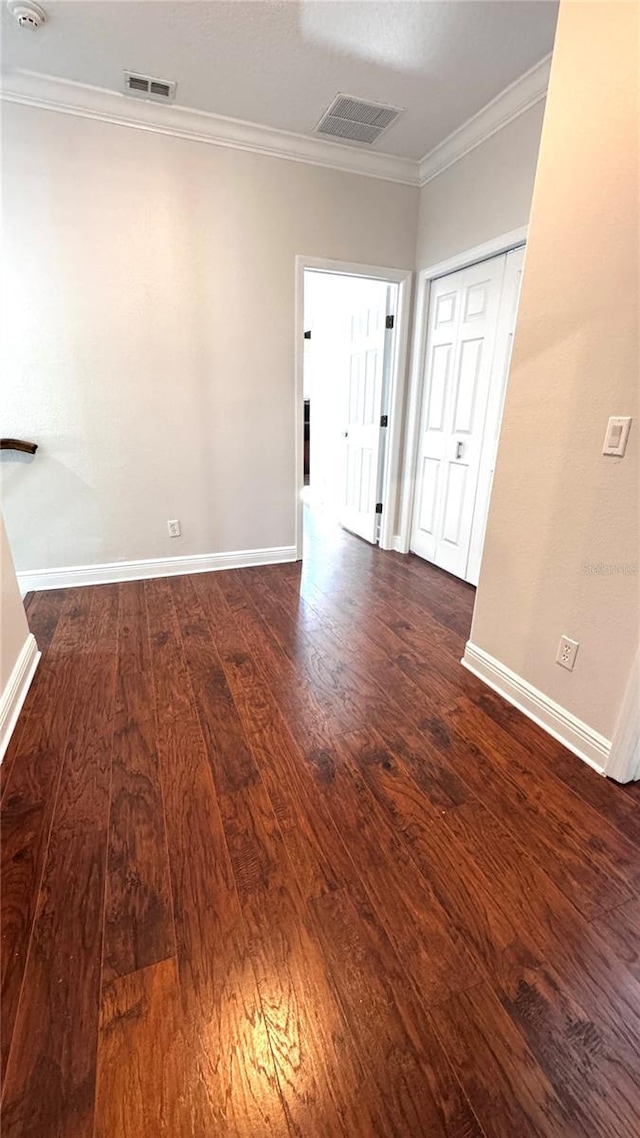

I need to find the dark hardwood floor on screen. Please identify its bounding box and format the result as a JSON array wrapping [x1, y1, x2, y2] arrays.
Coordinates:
[[2, 511, 640, 1137]]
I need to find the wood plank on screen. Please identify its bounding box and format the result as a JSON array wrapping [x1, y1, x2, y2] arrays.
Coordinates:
[[355, 727, 640, 1137], [116, 580, 151, 676], [239, 572, 379, 739], [303, 730, 480, 1006], [591, 898, 640, 980], [496, 955, 640, 1138], [430, 982, 581, 1138], [102, 582, 174, 981], [470, 686, 640, 848], [405, 711, 624, 923], [295, 572, 475, 728], [187, 573, 346, 900], [250, 572, 442, 743], [174, 573, 390, 1135], [168, 575, 260, 797], [144, 576, 290, 1137], [1, 585, 118, 1138], [448, 697, 639, 911], [311, 886, 484, 1138], [219, 777, 387, 1137], [336, 728, 532, 977], [4, 516, 640, 1134], [25, 589, 66, 655], [440, 794, 640, 1049], [0, 590, 69, 800], [215, 570, 333, 753], [95, 957, 236, 1137], [102, 670, 174, 982], [0, 589, 89, 1085]]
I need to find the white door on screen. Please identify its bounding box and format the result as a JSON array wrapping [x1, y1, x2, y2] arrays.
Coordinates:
[[340, 295, 387, 543], [410, 255, 506, 579], [466, 246, 525, 585]]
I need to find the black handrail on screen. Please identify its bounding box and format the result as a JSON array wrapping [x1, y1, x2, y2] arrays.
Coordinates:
[[0, 438, 38, 454]]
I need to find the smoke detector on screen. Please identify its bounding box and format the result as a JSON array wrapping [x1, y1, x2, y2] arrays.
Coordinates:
[[8, 0, 46, 29]]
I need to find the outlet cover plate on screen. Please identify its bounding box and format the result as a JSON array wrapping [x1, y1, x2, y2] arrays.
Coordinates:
[[556, 635, 579, 671]]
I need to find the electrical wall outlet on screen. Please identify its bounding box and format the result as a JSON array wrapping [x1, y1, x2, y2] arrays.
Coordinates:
[[167, 519, 181, 537], [556, 635, 579, 671]]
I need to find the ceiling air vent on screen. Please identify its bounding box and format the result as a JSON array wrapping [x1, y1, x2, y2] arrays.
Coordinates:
[[123, 72, 177, 103], [316, 94, 403, 145]]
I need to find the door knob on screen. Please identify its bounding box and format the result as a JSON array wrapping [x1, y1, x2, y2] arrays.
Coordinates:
[[342, 430, 349, 437]]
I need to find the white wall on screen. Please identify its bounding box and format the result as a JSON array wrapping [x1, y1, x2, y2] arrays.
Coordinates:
[[1, 514, 30, 693], [416, 101, 545, 269], [0, 103, 418, 573], [469, 0, 639, 743]]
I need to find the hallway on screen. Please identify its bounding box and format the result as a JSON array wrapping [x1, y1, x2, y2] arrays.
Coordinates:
[[2, 522, 640, 1137]]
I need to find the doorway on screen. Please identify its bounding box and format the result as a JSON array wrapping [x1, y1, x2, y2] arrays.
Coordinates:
[[295, 258, 413, 559], [402, 238, 525, 585]]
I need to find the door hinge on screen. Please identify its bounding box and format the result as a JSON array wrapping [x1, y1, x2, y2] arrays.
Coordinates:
[[375, 502, 383, 514], [385, 315, 394, 330], [380, 414, 388, 427], [304, 329, 311, 339]]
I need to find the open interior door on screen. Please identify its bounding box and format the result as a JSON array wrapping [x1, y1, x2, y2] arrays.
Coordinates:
[[340, 295, 387, 543]]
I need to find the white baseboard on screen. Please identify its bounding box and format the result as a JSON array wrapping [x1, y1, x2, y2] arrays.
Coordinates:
[[0, 634, 41, 764], [393, 535, 410, 554], [17, 545, 298, 593], [461, 641, 610, 775]]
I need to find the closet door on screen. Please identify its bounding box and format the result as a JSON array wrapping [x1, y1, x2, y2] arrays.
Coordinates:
[[466, 245, 526, 585], [410, 255, 506, 579]]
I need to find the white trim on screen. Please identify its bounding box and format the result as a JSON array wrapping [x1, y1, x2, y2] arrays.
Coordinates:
[[415, 227, 529, 285], [1, 70, 418, 186], [0, 634, 40, 764], [17, 545, 297, 593], [418, 55, 550, 186], [605, 650, 640, 783], [2, 56, 551, 189], [379, 275, 413, 551], [461, 641, 610, 774], [396, 227, 528, 555], [294, 257, 413, 559]]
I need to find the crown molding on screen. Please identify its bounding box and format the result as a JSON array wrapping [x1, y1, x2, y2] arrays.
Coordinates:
[[0, 69, 420, 186], [1, 56, 551, 190], [418, 54, 551, 186]]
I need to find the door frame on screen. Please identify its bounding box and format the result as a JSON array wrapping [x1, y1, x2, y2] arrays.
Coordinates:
[[396, 226, 528, 556], [605, 649, 640, 782], [294, 256, 413, 559]]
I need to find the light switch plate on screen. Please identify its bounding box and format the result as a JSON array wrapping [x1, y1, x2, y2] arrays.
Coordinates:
[[602, 416, 632, 456]]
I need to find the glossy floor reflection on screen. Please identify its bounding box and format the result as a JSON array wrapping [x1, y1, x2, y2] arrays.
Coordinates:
[[2, 516, 640, 1136]]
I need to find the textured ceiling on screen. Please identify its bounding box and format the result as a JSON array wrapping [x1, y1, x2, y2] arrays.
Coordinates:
[[1, 0, 559, 160]]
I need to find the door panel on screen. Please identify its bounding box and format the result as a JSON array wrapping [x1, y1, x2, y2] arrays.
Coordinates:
[[418, 457, 439, 536], [426, 344, 451, 430], [442, 461, 468, 546], [410, 255, 506, 579], [466, 246, 526, 585], [340, 295, 387, 544]]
